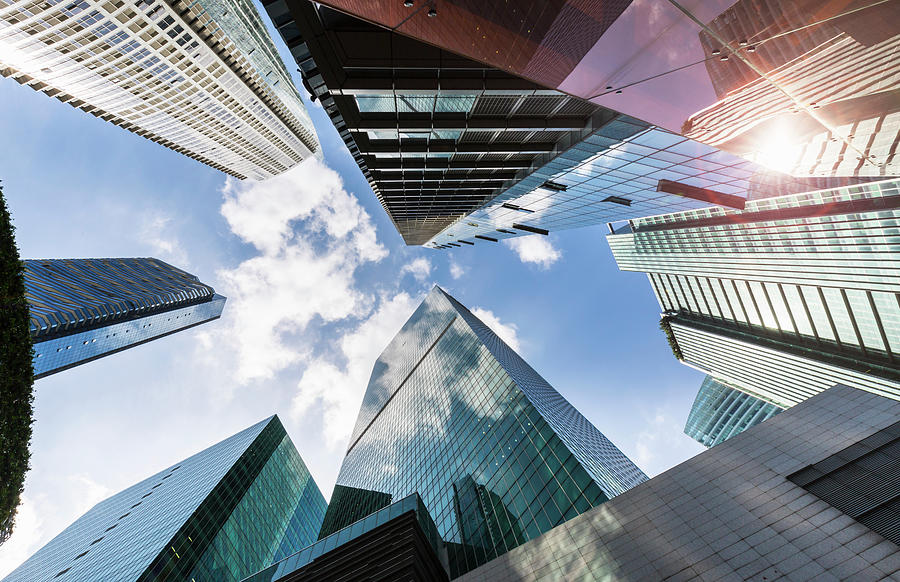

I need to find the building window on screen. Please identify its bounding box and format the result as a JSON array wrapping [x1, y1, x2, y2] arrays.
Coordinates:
[[355, 95, 396, 113], [355, 94, 476, 114], [435, 95, 476, 112]]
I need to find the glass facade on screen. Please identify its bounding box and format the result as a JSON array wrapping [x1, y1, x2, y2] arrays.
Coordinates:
[[261, 0, 611, 245], [423, 120, 800, 249], [33, 295, 225, 378], [265, 1, 862, 249], [608, 178, 900, 407], [314, 1, 900, 181], [670, 318, 900, 409], [684, 375, 782, 447], [2, 416, 327, 582], [25, 258, 225, 378], [316, 484, 392, 540], [327, 286, 647, 578], [0, 0, 318, 179]]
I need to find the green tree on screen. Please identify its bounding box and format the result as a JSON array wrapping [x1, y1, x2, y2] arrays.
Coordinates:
[[0, 183, 34, 545], [659, 316, 683, 361]]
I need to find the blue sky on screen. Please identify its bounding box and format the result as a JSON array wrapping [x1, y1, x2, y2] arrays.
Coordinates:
[[0, 7, 705, 574]]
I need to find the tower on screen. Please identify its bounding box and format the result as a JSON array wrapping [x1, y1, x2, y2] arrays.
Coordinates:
[[0, 0, 319, 179], [320, 286, 647, 577], [26, 257, 225, 378], [684, 375, 783, 447], [608, 178, 900, 407], [2, 416, 327, 582], [261, 1, 882, 250]]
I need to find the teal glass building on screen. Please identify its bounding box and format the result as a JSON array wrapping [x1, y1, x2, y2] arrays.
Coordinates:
[[2, 416, 326, 582], [322, 286, 647, 578], [684, 376, 783, 448], [26, 258, 225, 379]]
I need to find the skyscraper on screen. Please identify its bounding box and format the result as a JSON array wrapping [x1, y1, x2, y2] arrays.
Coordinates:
[[261, 1, 851, 249], [318, 286, 647, 577], [299, 1, 898, 181], [684, 375, 783, 448], [0, 0, 319, 179], [456, 385, 900, 581], [26, 257, 225, 379], [608, 178, 900, 407], [2, 415, 327, 582]]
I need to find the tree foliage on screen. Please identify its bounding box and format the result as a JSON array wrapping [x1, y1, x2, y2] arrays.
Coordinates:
[[0, 183, 34, 546], [659, 316, 683, 361]]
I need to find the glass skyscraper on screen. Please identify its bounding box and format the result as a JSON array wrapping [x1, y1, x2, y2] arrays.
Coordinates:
[[26, 257, 225, 379], [608, 178, 900, 407], [684, 376, 783, 448], [0, 0, 319, 179], [322, 286, 647, 578], [261, 1, 891, 250], [2, 415, 327, 582], [304, 1, 898, 182]]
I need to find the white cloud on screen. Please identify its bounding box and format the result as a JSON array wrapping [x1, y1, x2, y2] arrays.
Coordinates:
[[291, 291, 421, 447], [471, 308, 521, 352], [196, 160, 434, 449], [632, 407, 703, 477], [212, 159, 387, 383], [138, 212, 189, 267], [503, 235, 561, 269], [220, 159, 382, 259], [0, 475, 111, 578], [449, 260, 465, 280], [0, 495, 44, 578], [400, 257, 431, 282], [634, 411, 667, 469], [68, 474, 113, 511]]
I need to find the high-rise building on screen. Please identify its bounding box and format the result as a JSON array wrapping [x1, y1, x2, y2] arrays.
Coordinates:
[[608, 178, 900, 407], [0, 0, 319, 179], [316, 286, 647, 578], [247, 387, 900, 581], [261, 1, 864, 249], [26, 257, 225, 379], [298, 1, 898, 181], [2, 415, 328, 582], [262, 0, 603, 245], [684, 375, 783, 448], [456, 385, 900, 581]]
